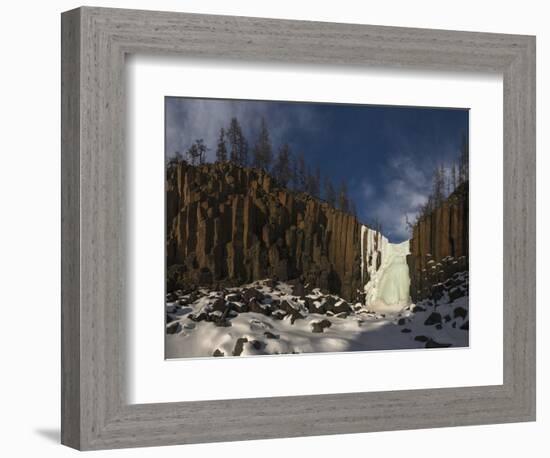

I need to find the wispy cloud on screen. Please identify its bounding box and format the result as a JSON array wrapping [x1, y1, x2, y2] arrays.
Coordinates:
[[361, 182, 376, 200], [165, 98, 320, 160], [363, 149, 463, 241], [358, 154, 430, 241]]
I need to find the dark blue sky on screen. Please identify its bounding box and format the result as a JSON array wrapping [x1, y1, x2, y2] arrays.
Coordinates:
[[166, 97, 468, 242]]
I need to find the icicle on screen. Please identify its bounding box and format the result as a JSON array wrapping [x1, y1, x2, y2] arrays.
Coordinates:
[[360, 225, 367, 286]]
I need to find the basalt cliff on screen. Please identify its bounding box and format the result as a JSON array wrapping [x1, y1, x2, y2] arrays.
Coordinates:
[[407, 182, 469, 302], [166, 161, 385, 301]]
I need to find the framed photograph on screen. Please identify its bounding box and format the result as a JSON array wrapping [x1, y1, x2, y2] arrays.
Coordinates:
[[163, 97, 470, 359], [61, 6, 536, 450]]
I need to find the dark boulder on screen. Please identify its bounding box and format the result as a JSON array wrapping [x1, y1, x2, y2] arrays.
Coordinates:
[[449, 287, 466, 302], [231, 301, 249, 313], [211, 298, 227, 312], [424, 312, 442, 326], [243, 288, 264, 303], [453, 306, 468, 320], [305, 297, 324, 314], [425, 339, 452, 348], [290, 312, 305, 324], [232, 337, 248, 356], [166, 322, 181, 335], [414, 335, 429, 342], [271, 310, 287, 320], [226, 293, 242, 302], [248, 299, 266, 314], [311, 319, 332, 333], [214, 319, 232, 327], [323, 296, 337, 312], [188, 310, 208, 322], [332, 300, 352, 314], [431, 284, 445, 301], [251, 340, 265, 350], [264, 331, 280, 339]]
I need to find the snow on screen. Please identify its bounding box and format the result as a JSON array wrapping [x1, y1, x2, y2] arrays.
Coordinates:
[[166, 274, 469, 359]]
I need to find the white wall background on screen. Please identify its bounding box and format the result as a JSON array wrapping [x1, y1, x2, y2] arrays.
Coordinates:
[[0, 1, 546, 456]]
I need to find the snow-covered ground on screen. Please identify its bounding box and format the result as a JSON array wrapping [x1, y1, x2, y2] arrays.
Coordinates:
[[165, 271, 469, 359]]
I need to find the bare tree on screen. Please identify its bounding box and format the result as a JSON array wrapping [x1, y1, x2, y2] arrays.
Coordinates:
[[195, 139, 208, 164], [186, 143, 199, 165], [273, 143, 293, 187], [431, 164, 445, 207], [295, 153, 307, 192], [238, 135, 248, 166], [306, 166, 321, 198], [451, 163, 457, 191], [458, 132, 469, 184], [252, 117, 272, 170], [227, 117, 247, 166], [338, 181, 349, 213], [216, 128, 227, 162], [324, 177, 337, 207]]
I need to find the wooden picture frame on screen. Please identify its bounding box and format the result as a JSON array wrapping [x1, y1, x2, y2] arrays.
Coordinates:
[[61, 6, 536, 450]]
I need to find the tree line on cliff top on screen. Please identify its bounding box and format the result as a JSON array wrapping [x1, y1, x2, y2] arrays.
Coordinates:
[[170, 116, 358, 216], [405, 134, 469, 231]]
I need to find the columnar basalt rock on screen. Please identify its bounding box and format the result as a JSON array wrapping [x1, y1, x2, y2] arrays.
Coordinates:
[[166, 161, 383, 301], [407, 183, 469, 302]]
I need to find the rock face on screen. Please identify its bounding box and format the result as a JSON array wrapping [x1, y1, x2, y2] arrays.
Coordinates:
[[166, 161, 384, 301], [407, 183, 469, 302]]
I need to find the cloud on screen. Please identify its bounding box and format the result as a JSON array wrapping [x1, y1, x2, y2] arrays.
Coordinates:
[[362, 155, 430, 242], [359, 119, 463, 242], [361, 182, 376, 200], [165, 98, 320, 161]]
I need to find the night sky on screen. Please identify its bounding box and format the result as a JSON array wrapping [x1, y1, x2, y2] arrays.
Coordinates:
[[165, 97, 469, 242]]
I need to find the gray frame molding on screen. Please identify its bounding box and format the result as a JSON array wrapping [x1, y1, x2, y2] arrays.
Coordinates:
[[61, 6, 536, 450]]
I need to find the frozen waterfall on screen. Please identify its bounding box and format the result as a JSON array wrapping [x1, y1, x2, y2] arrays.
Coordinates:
[[361, 226, 411, 313]]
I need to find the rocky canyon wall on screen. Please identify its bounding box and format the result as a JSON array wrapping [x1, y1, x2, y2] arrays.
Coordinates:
[[407, 183, 469, 302], [166, 161, 385, 301]]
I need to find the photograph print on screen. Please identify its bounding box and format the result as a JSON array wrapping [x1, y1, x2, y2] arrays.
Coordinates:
[[165, 97, 469, 359]]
